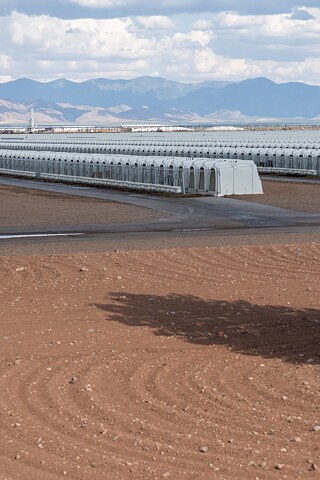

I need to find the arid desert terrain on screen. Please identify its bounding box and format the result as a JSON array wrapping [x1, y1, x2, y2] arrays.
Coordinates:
[[0, 179, 319, 479]]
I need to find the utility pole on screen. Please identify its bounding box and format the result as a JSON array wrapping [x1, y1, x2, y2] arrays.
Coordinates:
[[27, 108, 37, 133]]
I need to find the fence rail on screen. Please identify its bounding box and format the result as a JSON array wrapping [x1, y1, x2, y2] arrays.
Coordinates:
[[40, 173, 182, 193]]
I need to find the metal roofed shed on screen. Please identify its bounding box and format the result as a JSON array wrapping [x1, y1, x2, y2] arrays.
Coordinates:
[[210, 159, 263, 196], [0, 150, 263, 196], [1, 138, 319, 174]]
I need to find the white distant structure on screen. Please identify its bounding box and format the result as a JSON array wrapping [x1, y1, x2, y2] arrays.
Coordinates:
[[204, 126, 245, 131], [121, 124, 192, 132]]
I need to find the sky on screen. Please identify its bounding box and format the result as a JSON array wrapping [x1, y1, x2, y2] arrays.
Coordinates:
[[0, 1, 320, 84]]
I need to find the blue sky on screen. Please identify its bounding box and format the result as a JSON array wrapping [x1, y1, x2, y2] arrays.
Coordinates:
[[0, 1, 319, 84]]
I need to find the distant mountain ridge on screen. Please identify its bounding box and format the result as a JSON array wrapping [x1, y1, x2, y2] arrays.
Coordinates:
[[0, 76, 319, 125]]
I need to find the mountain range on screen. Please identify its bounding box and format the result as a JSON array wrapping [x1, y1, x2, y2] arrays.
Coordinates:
[[0, 76, 319, 125]]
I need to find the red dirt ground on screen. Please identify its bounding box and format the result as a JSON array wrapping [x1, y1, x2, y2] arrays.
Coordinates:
[[1, 244, 319, 479]]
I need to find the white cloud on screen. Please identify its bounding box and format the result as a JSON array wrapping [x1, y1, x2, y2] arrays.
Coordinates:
[[0, 76, 12, 82], [6, 12, 155, 61], [192, 19, 213, 30], [0, 54, 11, 70], [214, 9, 320, 40], [0, 9, 320, 85], [136, 16, 174, 30], [173, 30, 214, 48], [210, 8, 320, 63], [2, 1, 320, 21], [194, 49, 250, 76], [69, 0, 125, 7]]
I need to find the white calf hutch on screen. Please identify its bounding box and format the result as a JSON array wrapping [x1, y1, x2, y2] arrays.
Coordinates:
[[0, 138, 319, 174], [0, 150, 262, 196]]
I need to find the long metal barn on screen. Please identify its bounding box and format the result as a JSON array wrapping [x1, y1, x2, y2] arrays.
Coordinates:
[[1, 139, 319, 174], [0, 150, 262, 196]]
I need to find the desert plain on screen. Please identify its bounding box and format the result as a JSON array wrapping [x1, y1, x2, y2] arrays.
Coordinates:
[[0, 179, 319, 480]]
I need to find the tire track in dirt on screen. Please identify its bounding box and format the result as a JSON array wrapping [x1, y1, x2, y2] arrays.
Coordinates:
[[0, 245, 319, 479]]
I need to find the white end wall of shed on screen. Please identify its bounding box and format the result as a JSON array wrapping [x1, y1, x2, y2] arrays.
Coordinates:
[[216, 163, 263, 196]]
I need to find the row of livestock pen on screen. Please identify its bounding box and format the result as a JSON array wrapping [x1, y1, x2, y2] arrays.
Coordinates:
[[0, 141, 319, 172]]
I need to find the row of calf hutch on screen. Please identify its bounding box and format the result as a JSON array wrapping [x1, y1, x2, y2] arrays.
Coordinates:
[[2, 138, 320, 151], [2, 135, 320, 150], [2, 140, 318, 149], [0, 150, 262, 196], [0, 142, 319, 173]]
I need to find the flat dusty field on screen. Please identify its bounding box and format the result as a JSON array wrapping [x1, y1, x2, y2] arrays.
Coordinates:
[[0, 185, 166, 228], [230, 180, 320, 213], [0, 244, 319, 479], [0, 180, 319, 478]]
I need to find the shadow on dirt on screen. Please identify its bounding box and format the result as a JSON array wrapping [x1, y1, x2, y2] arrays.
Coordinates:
[[94, 293, 320, 366]]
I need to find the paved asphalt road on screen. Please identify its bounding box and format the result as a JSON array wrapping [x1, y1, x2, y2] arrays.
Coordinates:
[[0, 176, 320, 246]]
